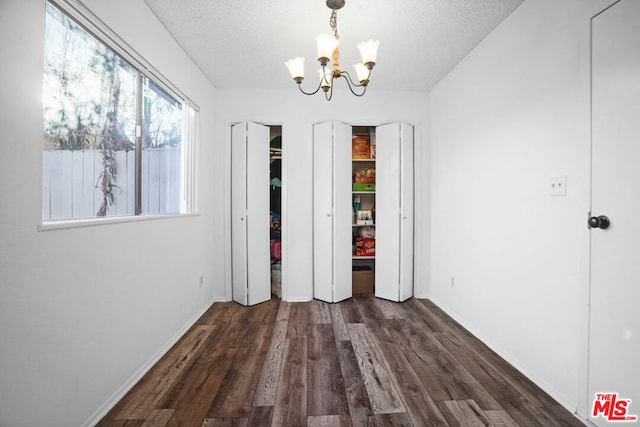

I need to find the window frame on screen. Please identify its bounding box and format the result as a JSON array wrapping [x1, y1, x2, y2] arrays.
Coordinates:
[[41, 0, 199, 229]]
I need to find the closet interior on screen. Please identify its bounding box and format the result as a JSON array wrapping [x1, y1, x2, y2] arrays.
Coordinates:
[[269, 126, 282, 299], [352, 126, 376, 295]]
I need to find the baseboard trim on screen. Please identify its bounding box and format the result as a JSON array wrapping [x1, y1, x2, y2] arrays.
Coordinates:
[[81, 298, 215, 427]]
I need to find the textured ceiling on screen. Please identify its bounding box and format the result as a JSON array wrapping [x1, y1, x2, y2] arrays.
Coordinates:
[[143, 0, 524, 92]]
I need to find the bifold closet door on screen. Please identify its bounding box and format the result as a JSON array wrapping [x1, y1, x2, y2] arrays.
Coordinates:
[[231, 122, 271, 306], [313, 121, 352, 303], [375, 122, 414, 302]]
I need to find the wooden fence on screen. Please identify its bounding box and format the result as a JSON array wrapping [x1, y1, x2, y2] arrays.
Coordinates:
[[42, 148, 181, 220]]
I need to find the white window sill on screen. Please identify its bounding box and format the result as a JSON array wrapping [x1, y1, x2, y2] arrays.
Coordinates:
[[38, 212, 200, 232]]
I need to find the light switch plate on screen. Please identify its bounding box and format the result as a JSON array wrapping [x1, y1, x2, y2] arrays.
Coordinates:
[[549, 175, 567, 196]]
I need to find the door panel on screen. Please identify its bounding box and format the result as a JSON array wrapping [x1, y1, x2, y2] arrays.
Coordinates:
[[313, 121, 352, 303], [231, 123, 248, 305], [334, 122, 353, 303], [231, 122, 271, 306], [246, 123, 271, 305], [399, 123, 414, 302], [375, 123, 401, 301], [313, 122, 334, 302], [589, 1, 640, 424]]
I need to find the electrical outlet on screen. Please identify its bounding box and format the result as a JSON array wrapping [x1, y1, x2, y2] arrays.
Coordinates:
[[450, 276, 455, 287], [199, 275, 204, 287], [549, 175, 567, 196]]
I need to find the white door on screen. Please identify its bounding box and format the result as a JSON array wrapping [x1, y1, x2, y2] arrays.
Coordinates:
[[313, 121, 352, 303], [375, 123, 414, 302], [231, 122, 271, 306], [589, 1, 640, 424]]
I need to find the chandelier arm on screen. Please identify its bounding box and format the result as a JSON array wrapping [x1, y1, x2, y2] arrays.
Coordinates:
[[339, 73, 367, 97], [340, 70, 370, 88], [325, 79, 334, 101], [297, 80, 323, 96]]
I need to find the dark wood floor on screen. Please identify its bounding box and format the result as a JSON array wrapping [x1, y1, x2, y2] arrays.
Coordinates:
[[98, 295, 584, 426]]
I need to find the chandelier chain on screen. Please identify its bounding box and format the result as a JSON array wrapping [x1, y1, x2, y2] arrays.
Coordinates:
[[330, 9, 338, 36]]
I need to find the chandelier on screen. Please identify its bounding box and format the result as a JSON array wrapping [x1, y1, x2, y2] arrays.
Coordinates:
[[284, 0, 379, 101]]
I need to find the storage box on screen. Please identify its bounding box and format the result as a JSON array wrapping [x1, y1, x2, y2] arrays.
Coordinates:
[[352, 183, 375, 192], [271, 265, 281, 298], [352, 134, 371, 159], [352, 267, 374, 294]]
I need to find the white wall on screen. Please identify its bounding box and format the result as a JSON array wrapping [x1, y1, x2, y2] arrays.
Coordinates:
[[212, 88, 429, 302], [0, 0, 224, 426], [428, 0, 615, 418]]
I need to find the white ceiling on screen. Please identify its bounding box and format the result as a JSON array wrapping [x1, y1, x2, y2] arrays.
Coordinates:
[[143, 0, 524, 92]]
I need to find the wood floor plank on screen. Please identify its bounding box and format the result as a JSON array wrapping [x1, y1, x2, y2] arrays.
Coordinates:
[[340, 298, 365, 324], [347, 323, 405, 415], [207, 304, 277, 418], [157, 321, 242, 409], [437, 399, 493, 426], [246, 405, 273, 426], [272, 337, 307, 427], [406, 298, 448, 331], [368, 324, 448, 426], [335, 340, 376, 427], [307, 324, 349, 416], [371, 297, 405, 320], [276, 300, 291, 321], [140, 409, 174, 427], [353, 295, 386, 325], [309, 299, 332, 324], [330, 303, 350, 341], [114, 324, 215, 420], [374, 413, 414, 427], [97, 420, 145, 427], [307, 414, 353, 426], [253, 319, 289, 406], [249, 298, 281, 325], [484, 409, 520, 427], [200, 418, 247, 427], [162, 347, 237, 427], [218, 301, 254, 324], [386, 319, 501, 410], [197, 301, 234, 325], [287, 302, 309, 337]]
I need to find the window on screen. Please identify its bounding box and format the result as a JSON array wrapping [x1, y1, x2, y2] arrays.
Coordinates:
[[42, 1, 196, 222]]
